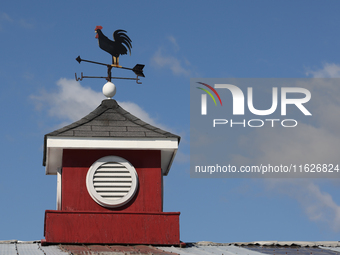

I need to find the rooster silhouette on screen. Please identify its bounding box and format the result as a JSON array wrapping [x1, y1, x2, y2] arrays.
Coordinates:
[[95, 26, 132, 67]]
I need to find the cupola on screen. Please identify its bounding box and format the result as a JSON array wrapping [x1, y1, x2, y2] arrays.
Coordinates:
[[42, 99, 181, 245]]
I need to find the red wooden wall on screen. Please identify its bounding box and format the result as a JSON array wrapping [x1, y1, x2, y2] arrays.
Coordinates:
[[43, 148, 181, 245], [61, 149, 163, 212], [44, 211, 180, 245]]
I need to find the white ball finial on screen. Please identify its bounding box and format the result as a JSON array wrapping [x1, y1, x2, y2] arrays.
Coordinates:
[[102, 81, 116, 99]]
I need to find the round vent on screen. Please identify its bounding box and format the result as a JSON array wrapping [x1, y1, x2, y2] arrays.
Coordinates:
[[86, 156, 138, 208]]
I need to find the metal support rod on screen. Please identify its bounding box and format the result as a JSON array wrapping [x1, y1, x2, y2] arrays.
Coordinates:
[[76, 56, 108, 67], [107, 65, 112, 82], [75, 72, 142, 83], [75, 56, 144, 83]]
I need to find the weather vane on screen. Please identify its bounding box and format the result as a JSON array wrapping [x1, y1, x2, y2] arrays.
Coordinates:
[[75, 26, 145, 98]]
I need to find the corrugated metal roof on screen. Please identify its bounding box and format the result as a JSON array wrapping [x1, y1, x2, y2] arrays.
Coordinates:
[[246, 245, 340, 255], [1, 241, 340, 255], [222, 241, 340, 247], [60, 244, 178, 255], [17, 243, 45, 255], [322, 247, 340, 253], [187, 241, 340, 255], [40, 245, 69, 255], [0, 242, 68, 255], [159, 245, 266, 255], [0, 243, 17, 255]]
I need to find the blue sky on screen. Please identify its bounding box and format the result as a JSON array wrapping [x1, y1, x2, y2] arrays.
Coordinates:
[[1, 0, 340, 243]]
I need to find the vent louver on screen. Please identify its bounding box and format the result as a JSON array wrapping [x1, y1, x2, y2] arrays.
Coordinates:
[[86, 156, 138, 208], [93, 162, 132, 200]]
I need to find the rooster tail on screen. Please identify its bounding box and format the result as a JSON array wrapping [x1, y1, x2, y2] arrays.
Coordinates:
[[113, 29, 132, 55]]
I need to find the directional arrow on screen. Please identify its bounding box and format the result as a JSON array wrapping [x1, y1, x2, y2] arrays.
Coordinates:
[[76, 56, 145, 78], [132, 64, 145, 77]]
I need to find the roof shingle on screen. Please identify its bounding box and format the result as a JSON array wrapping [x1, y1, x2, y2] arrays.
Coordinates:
[[43, 99, 180, 166], [46, 99, 180, 139]]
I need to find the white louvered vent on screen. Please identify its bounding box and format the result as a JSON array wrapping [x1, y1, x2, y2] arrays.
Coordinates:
[[93, 162, 132, 200], [86, 156, 138, 208]]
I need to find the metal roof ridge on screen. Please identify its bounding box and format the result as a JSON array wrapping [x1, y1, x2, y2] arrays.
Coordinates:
[[2, 240, 339, 247], [0, 240, 40, 244], [193, 241, 340, 247]]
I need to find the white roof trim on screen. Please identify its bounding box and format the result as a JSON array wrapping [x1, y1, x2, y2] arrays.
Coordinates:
[[45, 136, 178, 176], [47, 136, 178, 149]]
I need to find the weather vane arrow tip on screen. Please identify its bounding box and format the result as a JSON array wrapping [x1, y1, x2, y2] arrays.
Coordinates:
[[132, 64, 145, 78], [76, 56, 82, 63]]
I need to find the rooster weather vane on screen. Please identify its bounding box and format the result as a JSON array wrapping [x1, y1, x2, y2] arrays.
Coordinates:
[[75, 26, 145, 86]]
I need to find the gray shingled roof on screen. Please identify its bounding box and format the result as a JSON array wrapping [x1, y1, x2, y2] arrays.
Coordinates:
[[43, 99, 180, 166]]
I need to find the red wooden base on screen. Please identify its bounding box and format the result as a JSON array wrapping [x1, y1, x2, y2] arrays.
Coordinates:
[[43, 210, 180, 245]]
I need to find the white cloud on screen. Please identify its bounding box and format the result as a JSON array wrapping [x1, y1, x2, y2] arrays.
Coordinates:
[[265, 179, 340, 231], [31, 78, 103, 122], [1, 13, 13, 22], [118, 101, 158, 127], [0, 12, 34, 29], [18, 19, 34, 29], [152, 48, 192, 77], [235, 124, 340, 168], [168, 35, 179, 51], [306, 63, 340, 78], [230, 77, 340, 168], [31, 78, 163, 128], [151, 35, 196, 77], [173, 150, 190, 164], [229, 63, 340, 231]]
